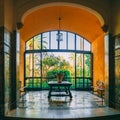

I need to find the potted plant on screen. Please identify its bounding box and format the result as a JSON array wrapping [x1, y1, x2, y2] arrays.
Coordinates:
[[56, 71, 64, 83]]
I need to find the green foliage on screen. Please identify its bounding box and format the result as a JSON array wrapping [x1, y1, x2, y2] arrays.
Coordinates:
[[42, 80, 49, 89], [25, 52, 92, 89], [42, 54, 60, 67]]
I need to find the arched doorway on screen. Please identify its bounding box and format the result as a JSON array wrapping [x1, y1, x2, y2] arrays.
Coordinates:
[[19, 4, 104, 91]]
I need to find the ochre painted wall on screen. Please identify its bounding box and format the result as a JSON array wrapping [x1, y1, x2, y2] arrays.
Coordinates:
[[19, 39, 25, 88], [20, 5, 103, 43], [92, 34, 105, 87]]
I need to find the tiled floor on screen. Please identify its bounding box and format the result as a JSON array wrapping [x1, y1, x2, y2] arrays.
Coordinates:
[[7, 90, 120, 119]]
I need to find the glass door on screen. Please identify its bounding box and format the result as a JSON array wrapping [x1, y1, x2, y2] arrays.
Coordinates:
[[25, 53, 42, 90], [76, 53, 92, 90]]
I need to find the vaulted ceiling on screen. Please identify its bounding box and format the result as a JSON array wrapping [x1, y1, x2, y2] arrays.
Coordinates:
[[20, 5, 104, 43]]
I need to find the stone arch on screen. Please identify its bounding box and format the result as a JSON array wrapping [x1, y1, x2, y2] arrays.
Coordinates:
[[18, 1, 106, 102]]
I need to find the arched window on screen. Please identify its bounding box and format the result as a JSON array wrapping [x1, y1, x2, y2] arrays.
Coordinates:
[[25, 30, 92, 90]]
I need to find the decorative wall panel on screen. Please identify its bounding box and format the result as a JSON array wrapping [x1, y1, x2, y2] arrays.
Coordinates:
[[115, 34, 120, 109], [4, 29, 11, 115], [0, 26, 4, 116]]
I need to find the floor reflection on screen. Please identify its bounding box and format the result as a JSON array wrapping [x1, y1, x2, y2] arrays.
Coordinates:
[[18, 91, 105, 110], [7, 91, 120, 119]]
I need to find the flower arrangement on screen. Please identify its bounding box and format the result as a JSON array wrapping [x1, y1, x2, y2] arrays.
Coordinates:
[[96, 80, 105, 89]]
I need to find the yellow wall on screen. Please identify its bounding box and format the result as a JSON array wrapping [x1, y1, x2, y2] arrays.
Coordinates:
[[92, 34, 105, 86], [19, 38, 25, 88], [20, 5, 103, 43]]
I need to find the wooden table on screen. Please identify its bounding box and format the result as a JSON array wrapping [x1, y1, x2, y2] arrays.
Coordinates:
[[48, 81, 72, 99]]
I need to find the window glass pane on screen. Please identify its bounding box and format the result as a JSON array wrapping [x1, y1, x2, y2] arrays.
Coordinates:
[[76, 54, 83, 77], [4, 53, 10, 110], [80, 37, 84, 50], [4, 45, 10, 53], [68, 33, 75, 50], [84, 39, 91, 51], [26, 38, 33, 50], [76, 78, 83, 88], [42, 52, 57, 78], [34, 35, 41, 50], [84, 54, 91, 77], [76, 35, 80, 50], [42, 32, 49, 49], [42, 78, 49, 89], [60, 31, 66, 49], [51, 31, 57, 49], [34, 53, 41, 77], [4, 31, 10, 46], [25, 54, 33, 77], [33, 78, 41, 88], [4, 53, 10, 83], [25, 79, 33, 88], [84, 79, 91, 88]]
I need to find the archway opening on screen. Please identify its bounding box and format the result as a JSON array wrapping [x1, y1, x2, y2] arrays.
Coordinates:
[[19, 4, 104, 92]]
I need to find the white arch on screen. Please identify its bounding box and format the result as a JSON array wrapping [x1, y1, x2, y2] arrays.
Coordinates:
[[21, 2, 104, 26]]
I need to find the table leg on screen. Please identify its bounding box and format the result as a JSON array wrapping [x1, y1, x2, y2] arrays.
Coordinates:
[[48, 86, 52, 99], [65, 86, 68, 94], [68, 86, 72, 99]]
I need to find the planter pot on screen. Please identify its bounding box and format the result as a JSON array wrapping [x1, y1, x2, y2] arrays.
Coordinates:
[[56, 73, 64, 83]]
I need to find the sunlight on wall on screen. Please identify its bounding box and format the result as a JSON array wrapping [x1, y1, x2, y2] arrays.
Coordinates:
[[92, 34, 105, 86]]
